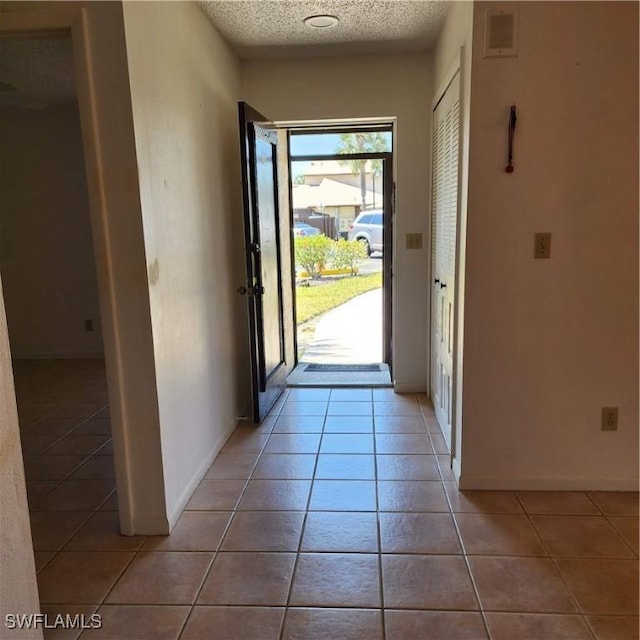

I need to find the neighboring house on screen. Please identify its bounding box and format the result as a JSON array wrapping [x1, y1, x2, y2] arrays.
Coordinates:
[[292, 177, 377, 235], [0, 0, 637, 625]]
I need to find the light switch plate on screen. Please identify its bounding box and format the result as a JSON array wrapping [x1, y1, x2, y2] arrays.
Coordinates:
[[406, 233, 423, 250]]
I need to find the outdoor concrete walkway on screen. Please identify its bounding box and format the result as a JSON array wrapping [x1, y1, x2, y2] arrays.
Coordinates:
[[300, 288, 382, 364]]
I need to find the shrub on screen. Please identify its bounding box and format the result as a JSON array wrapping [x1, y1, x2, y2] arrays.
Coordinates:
[[330, 238, 368, 276], [294, 235, 334, 279]]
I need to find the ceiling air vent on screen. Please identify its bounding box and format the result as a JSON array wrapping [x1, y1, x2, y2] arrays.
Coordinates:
[[484, 8, 518, 58]]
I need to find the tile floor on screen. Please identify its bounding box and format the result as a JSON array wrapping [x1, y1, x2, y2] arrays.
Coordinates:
[[13, 361, 640, 639]]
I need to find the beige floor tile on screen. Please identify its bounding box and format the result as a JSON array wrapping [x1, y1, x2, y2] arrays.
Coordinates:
[[263, 434, 321, 454], [75, 418, 112, 435], [290, 553, 380, 607], [272, 415, 325, 433], [376, 454, 440, 481], [182, 606, 284, 640], [220, 430, 269, 454], [375, 434, 432, 455], [382, 555, 478, 610], [98, 492, 119, 511], [430, 433, 450, 455], [586, 615, 640, 640], [81, 605, 189, 640], [38, 551, 134, 603], [555, 558, 639, 614], [34, 551, 56, 573], [323, 416, 374, 433], [330, 389, 372, 401], [374, 401, 421, 417], [607, 516, 639, 555], [143, 511, 231, 551], [68, 455, 115, 480], [437, 455, 456, 480], [253, 453, 317, 479], [315, 454, 375, 479], [41, 604, 99, 640], [30, 511, 92, 551], [205, 453, 258, 479], [531, 515, 635, 558], [238, 479, 311, 510], [379, 513, 462, 554], [186, 479, 246, 510], [469, 556, 579, 613], [309, 480, 376, 511], [20, 431, 66, 456], [444, 483, 523, 513], [24, 455, 89, 481], [378, 481, 449, 512], [25, 418, 82, 438], [198, 552, 295, 605], [373, 389, 414, 402], [326, 401, 373, 416], [455, 513, 547, 556], [517, 491, 600, 515], [301, 511, 378, 552], [588, 492, 639, 516], [283, 608, 382, 640], [107, 552, 212, 605], [279, 401, 328, 416], [287, 388, 331, 401], [373, 416, 427, 433], [66, 511, 146, 551], [484, 613, 593, 640], [26, 480, 58, 508], [220, 511, 304, 551], [36, 480, 115, 512], [320, 434, 374, 454], [47, 435, 111, 456], [385, 610, 487, 640]]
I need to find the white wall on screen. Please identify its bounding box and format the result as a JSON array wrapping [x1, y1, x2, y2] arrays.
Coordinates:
[[122, 1, 249, 527], [0, 103, 103, 358], [241, 52, 433, 391], [0, 277, 42, 640], [460, 1, 639, 489], [433, 1, 473, 471]]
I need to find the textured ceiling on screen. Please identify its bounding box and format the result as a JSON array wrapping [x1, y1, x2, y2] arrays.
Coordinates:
[[0, 35, 77, 108], [199, 0, 449, 59]]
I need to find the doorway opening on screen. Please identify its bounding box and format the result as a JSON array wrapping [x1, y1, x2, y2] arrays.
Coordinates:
[[286, 126, 394, 387], [0, 31, 121, 582]]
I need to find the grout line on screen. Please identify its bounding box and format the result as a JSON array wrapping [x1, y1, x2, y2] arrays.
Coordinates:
[[512, 492, 598, 640], [373, 395, 387, 640]]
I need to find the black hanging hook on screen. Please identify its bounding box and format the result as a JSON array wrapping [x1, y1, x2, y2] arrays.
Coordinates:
[[505, 105, 517, 173]]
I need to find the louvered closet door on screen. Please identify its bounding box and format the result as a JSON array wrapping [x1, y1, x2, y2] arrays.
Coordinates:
[[430, 71, 460, 449]]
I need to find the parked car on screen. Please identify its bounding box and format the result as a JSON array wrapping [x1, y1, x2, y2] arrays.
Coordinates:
[[293, 221, 321, 237], [348, 210, 383, 255]]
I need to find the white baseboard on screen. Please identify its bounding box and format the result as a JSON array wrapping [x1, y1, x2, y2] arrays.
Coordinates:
[[393, 381, 426, 393], [458, 474, 639, 492], [165, 417, 240, 532]]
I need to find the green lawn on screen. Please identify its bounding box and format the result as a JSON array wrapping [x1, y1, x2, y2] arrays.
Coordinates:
[[295, 273, 382, 324]]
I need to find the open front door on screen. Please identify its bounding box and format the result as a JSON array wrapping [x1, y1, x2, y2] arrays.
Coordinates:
[[238, 102, 292, 422]]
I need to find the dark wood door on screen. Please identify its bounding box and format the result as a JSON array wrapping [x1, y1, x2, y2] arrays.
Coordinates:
[[238, 102, 288, 421]]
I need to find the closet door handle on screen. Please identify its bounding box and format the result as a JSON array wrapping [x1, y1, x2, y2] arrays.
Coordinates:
[[440, 282, 447, 289]]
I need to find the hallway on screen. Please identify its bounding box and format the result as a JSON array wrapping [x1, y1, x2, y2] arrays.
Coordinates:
[[14, 364, 639, 639]]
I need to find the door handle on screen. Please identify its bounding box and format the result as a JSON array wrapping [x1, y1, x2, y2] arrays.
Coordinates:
[[440, 282, 447, 289], [434, 278, 440, 284]]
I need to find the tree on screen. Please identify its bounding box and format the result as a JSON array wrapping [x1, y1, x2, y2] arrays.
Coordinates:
[[293, 173, 305, 185], [335, 132, 390, 210]]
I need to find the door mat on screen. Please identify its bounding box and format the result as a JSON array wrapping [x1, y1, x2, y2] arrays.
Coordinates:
[[304, 364, 381, 372]]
